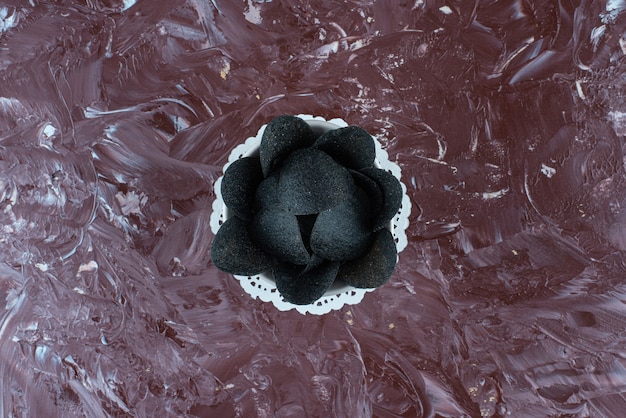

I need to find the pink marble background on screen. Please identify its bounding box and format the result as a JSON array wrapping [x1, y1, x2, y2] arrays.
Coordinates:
[[1, 1, 626, 416]]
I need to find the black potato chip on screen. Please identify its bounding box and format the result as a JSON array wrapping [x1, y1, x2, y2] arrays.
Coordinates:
[[279, 148, 353, 215], [250, 209, 310, 265], [210, 217, 272, 276], [310, 193, 372, 261], [350, 170, 384, 222], [302, 253, 326, 273], [254, 172, 281, 211], [336, 228, 397, 288], [259, 115, 316, 177], [313, 126, 376, 169], [221, 157, 263, 220], [297, 214, 317, 252], [212, 118, 403, 305], [360, 167, 403, 230], [274, 260, 340, 305]]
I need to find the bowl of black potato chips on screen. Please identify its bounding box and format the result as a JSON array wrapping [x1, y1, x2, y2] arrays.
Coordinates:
[[211, 115, 403, 307]]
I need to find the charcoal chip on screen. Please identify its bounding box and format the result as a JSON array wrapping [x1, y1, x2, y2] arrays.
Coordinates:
[[313, 126, 376, 170], [250, 209, 310, 265], [210, 217, 272, 276], [221, 157, 264, 220], [279, 148, 353, 215], [260, 115, 316, 177], [310, 193, 372, 261], [274, 260, 340, 305], [360, 167, 403, 230], [336, 228, 397, 288]]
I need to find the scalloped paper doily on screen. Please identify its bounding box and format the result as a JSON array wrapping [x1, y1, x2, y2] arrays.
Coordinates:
[[210, 114, 411, 315]]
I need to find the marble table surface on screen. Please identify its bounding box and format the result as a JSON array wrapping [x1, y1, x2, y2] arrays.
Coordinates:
[[1, 1, 626, 416]]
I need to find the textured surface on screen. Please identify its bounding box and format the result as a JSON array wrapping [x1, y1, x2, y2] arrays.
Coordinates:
[[2, 1, 626, 417]]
